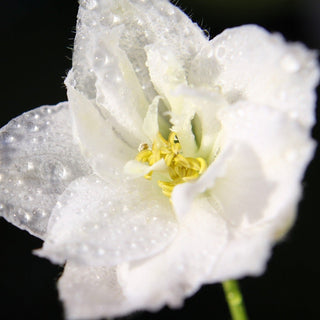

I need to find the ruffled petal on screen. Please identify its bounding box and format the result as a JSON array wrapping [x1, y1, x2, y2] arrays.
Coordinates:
[[210, 225, 272, 281], [119, 198, 227, 314], [0, 103, 91, 238], [216, 101, 315, 226], [58, 262, 129, 320], [210, 25, 319, 127], [68, 1, 148, 142], [67, 0, 208, 145], [57, 197, 227, 319], [171, 85, 228, 160], [172, 100, 314, 280], [36, 174, 177, 267], [67, 87, 136, 180]]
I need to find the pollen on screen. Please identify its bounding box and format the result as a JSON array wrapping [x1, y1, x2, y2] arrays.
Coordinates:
[[136, 132, 207, 197]]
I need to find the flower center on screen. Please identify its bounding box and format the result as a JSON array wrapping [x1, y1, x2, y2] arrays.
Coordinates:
[[136, 132, 207, 197]]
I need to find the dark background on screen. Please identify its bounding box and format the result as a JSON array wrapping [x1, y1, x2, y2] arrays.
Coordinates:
[[0, 0, 319, 319]]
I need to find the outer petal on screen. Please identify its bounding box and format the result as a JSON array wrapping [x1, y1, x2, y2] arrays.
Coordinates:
[[216, 101, 315, 226], [68, 0, 208, 144], [36, 174, 178, 267], [57, 197, 227, 319], [0, 103, 91, 238], [210, 225, 273, 282], [58, 262, 128, 320], [211, 25, 319, 127], [117, 198, 227, 314], [67, 87, 137, 180], [172, 100, 314, 279]]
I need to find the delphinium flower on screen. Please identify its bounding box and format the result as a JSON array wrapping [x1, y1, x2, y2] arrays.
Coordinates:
[[0, 0, 319, 319]]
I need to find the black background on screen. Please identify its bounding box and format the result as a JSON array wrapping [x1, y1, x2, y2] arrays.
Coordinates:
[[0, 0, 319, 319]]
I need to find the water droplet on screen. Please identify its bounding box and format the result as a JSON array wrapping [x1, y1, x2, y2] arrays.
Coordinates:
[[81, 244, 89, 252], [2, 132, 15, 144], [42, 160, 67, 181], [215, 46, 226, 60], [113, 15, 120, 24], [285, 150, 297, 162], [281, 54, 300, 73], [24, 213, 32, 222], [166, 6, 175, 16], [33, 208, 47, 217], [206, 48, 214, 59], [24, 195, 33, 201], [55, 201, 62, 209], [98, 248, 105, 256], [27, 162, 34, 171], [183, 26, 191, 36], [83, 0, 97, 10]]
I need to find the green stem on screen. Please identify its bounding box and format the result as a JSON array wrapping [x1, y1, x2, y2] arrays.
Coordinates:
[[222, 280, 249, 320]]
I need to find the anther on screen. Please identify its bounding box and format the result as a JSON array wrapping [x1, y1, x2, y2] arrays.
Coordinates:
[[135, 132, 207, 197]]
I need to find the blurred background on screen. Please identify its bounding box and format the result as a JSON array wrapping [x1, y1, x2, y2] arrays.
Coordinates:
[[0, 0, 319, 319]]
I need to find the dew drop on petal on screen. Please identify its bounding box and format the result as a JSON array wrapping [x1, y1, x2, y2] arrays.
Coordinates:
[[2, 132, 15, 144], [285, 150, 298, 162], [281, 54, 300, 73], [97, 248, 105, 256], [215, 46, 226, 60], [82, 0, 97, 10]]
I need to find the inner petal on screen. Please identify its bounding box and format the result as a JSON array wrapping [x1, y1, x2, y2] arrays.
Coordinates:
[[36, 174, 178, 267]]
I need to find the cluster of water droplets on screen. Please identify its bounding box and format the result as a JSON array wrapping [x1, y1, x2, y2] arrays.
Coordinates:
[[38, 174, 178, 267], [0, 103, 92, 237]]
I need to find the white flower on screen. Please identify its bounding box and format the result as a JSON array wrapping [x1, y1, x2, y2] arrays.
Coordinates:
[[0, 0, 318, 319]]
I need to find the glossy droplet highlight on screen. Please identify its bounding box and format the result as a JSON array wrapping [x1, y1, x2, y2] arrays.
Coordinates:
[[281, 54, 300, 73]]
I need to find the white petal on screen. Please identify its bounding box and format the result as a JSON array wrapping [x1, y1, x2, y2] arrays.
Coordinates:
[[211, 25, 319, 126], [217, 101, 315, 226], [188, 41, 221, 89], [58, 262, 129, 320], [36, 174, 177, 267], [172, 100, 314, 280], [142, 95, 161, 141], [67, 87, 136, 180], [145, 46, 198, 156], [68, 0, 207, 143], [124, 159, 167, 178], [0, 103, 91, 238], [68, 5, 148, 142], [58, 197, 227, 319], [120, 198, 227, 314], [171, 145, 233, 219], [172, 85, 228, 160], [210, 225, 272, 281]]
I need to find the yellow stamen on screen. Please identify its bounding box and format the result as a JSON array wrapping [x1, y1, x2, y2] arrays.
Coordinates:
[[135, 132, 207, 197]]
